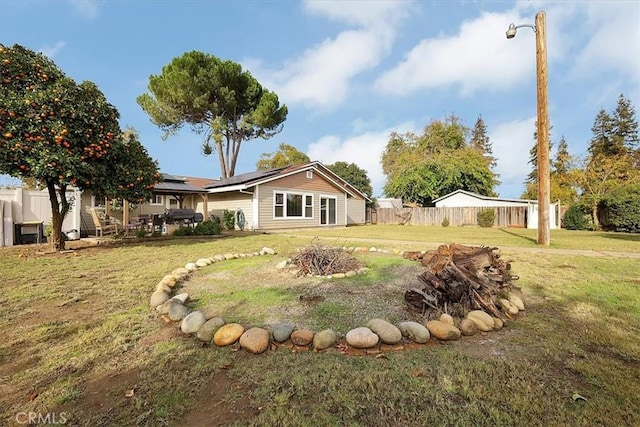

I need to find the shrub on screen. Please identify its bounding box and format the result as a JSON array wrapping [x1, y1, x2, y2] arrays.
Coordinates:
[[172, 226, 193, 236], [222, 209, 235, 230], [598, 184, 640, 233], [441, 217, 450, 227], [193, 220, 222, 236], [136, 228, 148, 238], [563, 203, 594, 230], [477, 209, 495, 228]]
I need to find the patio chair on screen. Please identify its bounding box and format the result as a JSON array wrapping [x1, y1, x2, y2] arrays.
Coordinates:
[[88, 208, 119, 237]]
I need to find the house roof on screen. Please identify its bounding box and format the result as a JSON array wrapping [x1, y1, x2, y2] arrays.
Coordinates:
[[178, 175, 219, 189], [433, 189, 536, 204], [153, 173, 208, 194], [204, 161, 371, 201]]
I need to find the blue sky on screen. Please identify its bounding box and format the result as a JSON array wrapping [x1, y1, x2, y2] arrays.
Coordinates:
[[1, 0, 638, 198]]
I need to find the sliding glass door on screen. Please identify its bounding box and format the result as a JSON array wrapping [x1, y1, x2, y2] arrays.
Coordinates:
[[320, 197, 337, 225]]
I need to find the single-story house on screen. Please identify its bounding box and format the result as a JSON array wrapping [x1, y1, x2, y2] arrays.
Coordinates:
[[198, 161, 370, 231], [78, 173, 211, 236], [433, 189, 560, 229]]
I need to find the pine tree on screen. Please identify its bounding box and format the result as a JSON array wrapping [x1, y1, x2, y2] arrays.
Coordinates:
[[612, 93, 639, 152], [525, 122, 553, 184], [470, 115, 497, 169], [588, 109, 617, 157], [552, 136, 571, 175]]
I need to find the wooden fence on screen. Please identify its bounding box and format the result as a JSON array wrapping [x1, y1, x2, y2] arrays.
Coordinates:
[[374, 206, 527, 228]]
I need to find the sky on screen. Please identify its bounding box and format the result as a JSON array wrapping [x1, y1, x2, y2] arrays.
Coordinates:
[[1, 0, 639, 198]]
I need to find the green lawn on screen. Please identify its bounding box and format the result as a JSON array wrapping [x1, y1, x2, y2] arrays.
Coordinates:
[[0, 228, 638, 426], [277, 224, 640, 253]]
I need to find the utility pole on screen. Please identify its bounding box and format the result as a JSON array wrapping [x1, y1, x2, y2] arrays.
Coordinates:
[[506, 11, 551, 246], [535, 11, 550, 246]]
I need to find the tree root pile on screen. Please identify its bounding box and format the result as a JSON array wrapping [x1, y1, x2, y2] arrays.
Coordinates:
[[404, 244, 518, 318], [290, 245, 364, 277]]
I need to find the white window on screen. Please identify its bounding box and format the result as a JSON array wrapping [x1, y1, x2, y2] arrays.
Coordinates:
[[274, 191, 313, 219], [149, 194, 163, 206], [306, 170, 313, 179]]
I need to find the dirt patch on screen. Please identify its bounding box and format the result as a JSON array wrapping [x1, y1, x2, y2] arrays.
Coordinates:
[[53, 368, 142, 425], [173, 371, 259, 427]]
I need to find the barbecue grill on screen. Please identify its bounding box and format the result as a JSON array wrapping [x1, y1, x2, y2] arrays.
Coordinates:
[[164, 209, 203, 225]]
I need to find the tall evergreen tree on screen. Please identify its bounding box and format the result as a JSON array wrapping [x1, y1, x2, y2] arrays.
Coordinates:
[[552, 136, 571, 175], [525, 122, 553, 184], [612, 93, 639, 152], [582, 94, 639, 228], [470, 115, 497, 169], [588, 109, 617, 157]]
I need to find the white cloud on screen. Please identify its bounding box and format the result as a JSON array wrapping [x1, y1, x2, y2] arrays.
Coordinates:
[[376, 10, 544, 96], [489, 116, 536, 196], [38, 41, 66, 58], [307, 121, 416, 196], [68, 0, 102, 19], [246, 0, 413, 110], [302, 0, 412, 40], [572, 1, 640, 82]]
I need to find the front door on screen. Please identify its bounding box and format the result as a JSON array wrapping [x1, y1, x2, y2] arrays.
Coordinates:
[[320, 197, 337, 225]]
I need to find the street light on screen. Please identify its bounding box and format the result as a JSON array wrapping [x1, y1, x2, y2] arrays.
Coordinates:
[[506, 12, 551, 246]]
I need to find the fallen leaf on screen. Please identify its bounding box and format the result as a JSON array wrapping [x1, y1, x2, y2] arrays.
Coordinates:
[[411, 369, 423, 378], [375, 354, 388, 359], [125, 389, 134, 398]]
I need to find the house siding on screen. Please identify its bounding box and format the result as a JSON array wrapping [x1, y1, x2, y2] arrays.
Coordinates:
[[347, 194, 366, 224], [198, 192, 253, 229], [257, 171, 346, 230]]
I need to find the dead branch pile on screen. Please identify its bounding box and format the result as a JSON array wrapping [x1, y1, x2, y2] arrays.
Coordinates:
[[290, 245, 363, 277], [404, 243, 518, 318]]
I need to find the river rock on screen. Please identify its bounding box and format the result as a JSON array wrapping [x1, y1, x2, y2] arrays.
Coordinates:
[[276, 260, 289, 269], [493, 317, 504, 330], [345, 270, 357, 277], [196, 259, 209, 267], [150, 291, 169, 308], [466, 310, 494, 332], [240, 328, 270, 354], [345, 327, 379, 349], [158, 275, 177, 287], [223, 253, 236, 260], [171, 268, 190, 281], [197, 317, 226, 341], [398, 321, 430, 343], [508, 304, 519, 315], [214, 323, 245, 346], [172, 293, 189, 304], [291, 329, 314, 346], [271, 323, 295, 342], [155, 283, 172, 293], [509, 295, 525, 311], [439, 313, 454, 325], [426, 320, 461, 341], [313, 329, 337, 350], [498, 298, 512, 312], [168, 301, 189, 321], [366, 318, 402, 344], [459, 318, 477, 336], [213, 255, 226, 262], [181, 311, 207, 334], [261, 247, 276, 255], [332, 273, 346, 279], [185, 262, 198, 272]]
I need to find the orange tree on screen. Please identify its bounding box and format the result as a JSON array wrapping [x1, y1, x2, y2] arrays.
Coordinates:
[[0, 44, 160, 250]]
